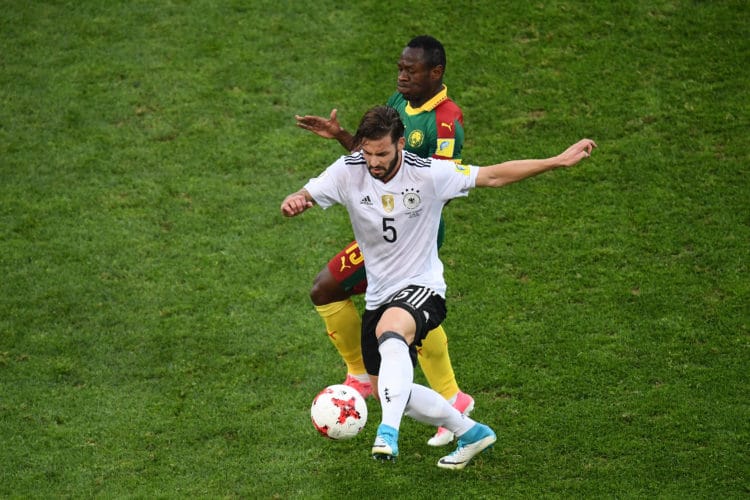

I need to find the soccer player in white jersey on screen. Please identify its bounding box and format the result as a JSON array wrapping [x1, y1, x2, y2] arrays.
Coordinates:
[[281, 106, 596, 470]]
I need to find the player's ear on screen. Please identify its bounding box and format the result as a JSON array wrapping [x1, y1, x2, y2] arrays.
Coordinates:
[[397, 136, 406, 151], [430, 64, 444, 81]]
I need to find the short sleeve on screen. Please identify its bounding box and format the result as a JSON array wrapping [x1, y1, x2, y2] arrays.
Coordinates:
[[429, 159, 478, 201], [303, 157, 349, 209]]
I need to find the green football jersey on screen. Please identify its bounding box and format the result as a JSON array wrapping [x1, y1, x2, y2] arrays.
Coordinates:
[[386, 85, 464, 161]]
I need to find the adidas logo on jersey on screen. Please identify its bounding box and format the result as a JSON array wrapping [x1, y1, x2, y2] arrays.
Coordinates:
[[360, 195, 373, 206]]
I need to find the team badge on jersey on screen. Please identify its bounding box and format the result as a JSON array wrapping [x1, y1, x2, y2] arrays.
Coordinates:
[[402, 188, 421, 210], [381, 194, 395, 213], [407, 129, 425, 149]]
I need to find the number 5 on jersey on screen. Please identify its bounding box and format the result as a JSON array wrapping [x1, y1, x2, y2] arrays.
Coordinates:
[[382, 217, 397, 243]]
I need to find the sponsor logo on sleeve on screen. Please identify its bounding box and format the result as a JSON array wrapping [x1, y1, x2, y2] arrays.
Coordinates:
[[454, 163, 470, 176], [437, 138, 455, 157]]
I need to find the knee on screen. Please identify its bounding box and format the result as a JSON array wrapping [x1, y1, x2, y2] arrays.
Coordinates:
[[419, 326, 447, 358], [377, 330, 408, 346], [310, 267, 349, 306]]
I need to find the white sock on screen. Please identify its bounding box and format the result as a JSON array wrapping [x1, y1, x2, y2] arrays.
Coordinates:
[[405, 384, 475, 436], [377, 336, 414, 430]]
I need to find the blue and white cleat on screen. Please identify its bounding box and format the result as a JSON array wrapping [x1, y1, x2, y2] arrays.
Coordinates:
[[437, 423, 496, 470], [428, 391, 475, 446], [371, 424, 399, 461]]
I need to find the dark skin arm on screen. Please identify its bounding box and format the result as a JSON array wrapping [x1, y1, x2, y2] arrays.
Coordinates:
[[295, 109, 357, 152]]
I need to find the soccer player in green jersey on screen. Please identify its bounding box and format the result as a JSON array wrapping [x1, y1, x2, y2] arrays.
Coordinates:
[[386, 72, 464, 161], [295, 36, 471, 447]]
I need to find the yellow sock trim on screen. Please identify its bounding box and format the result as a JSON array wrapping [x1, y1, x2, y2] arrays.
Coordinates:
[[418, 324, 459, 400], [315, 299, 366, 375]]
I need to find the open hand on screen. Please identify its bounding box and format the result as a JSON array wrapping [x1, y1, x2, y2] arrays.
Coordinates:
[[295, 109, 341, 140]]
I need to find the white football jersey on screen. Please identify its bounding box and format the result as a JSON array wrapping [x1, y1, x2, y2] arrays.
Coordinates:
[[305, 150, 479, 309]]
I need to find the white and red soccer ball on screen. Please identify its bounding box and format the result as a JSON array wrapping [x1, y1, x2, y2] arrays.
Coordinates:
[[310, 384, 367, 440]]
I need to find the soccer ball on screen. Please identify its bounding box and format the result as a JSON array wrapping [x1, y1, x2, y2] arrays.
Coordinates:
[[310, 384, 368, 440]]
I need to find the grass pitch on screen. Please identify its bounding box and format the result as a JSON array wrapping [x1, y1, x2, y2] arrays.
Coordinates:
[[1, 1, 747, 497]]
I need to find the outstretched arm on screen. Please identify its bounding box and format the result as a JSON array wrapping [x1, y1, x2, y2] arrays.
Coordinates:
[[295, 109, 357, 152], [475, 139, 597, 188], [280, 189, 315, 217]]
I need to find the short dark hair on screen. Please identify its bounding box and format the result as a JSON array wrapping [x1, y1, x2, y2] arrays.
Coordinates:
[[407, 35, 446, 70], [353, 106, 404, 148]]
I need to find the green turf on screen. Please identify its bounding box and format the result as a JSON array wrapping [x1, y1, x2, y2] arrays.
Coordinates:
[[1, 0, 747, 497]]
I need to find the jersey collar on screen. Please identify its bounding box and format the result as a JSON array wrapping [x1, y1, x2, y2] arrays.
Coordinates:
[[404, 85, 448, 115]]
